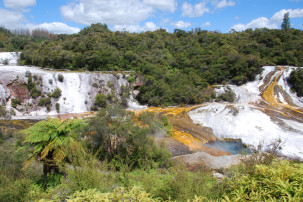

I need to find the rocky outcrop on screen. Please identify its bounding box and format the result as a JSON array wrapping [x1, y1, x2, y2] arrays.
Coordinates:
[[0, 65, 140, 118]]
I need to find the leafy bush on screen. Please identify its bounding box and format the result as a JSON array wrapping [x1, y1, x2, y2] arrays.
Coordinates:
[[11, 98, 21, 108], [288, 68, 303, 97], [223, 160, 303, 201], [50, 88, 62, 98], [94, 93, 107, 108], [216, 87, 236, 102], [38, 97, 51, 108], [30, 87, 41, 99], [128, 76, 136, 84], [57, 74, 64, 82], [86, 105, 171, 169], [67, 186, 158, 202], [55, 103, 60, 113]]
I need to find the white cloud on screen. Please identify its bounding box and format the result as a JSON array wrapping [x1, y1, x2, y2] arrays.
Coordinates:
[[271, 8, 303, 22], [212, 0, 235, 9], [171, 20, 191, 29], [231, 17, 277, 31], [202, 22, 211, 27], [231, 8, 303, 31], [113, 21, 158, 32], [26, 22, 81, 34], [3, 0, 36, 10], [0, 8, 80, 34], [142, 0, 177, 12], [61, 0, 177, 26], [181, 2, 210, 18], [0, 8, 25, 29], [61, 0, 152, 25]]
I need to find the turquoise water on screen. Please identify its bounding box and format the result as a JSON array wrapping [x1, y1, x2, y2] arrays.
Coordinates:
[[205, 140, 251, 155]]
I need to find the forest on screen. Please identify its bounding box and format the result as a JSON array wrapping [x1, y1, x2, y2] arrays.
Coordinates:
[[2, 24, 303, 106]]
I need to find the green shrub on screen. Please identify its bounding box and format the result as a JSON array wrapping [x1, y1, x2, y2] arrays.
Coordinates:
[[128, 76, 136, 84], [67, 186, 159, 202], [288, 68, 303, 97], [90, 106, 98, 111], [38, 97, 51, 107], [55, 103, 60, 113], [94, 93, 107, 108], [38, 98, 45, 106], [30, 87, 41, 99], [223, 160, 303, 201], [50, 88, 62, 98], [11, 98, 21, 108], [217, 87, 236, 102], [57, 74, 64, 82], [86, 105, 171, 170]]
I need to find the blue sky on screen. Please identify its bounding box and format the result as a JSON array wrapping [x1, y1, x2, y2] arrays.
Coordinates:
[[0, 0, 302, 34]]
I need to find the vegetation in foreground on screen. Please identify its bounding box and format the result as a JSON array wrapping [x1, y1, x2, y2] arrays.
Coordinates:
[[0, 105, 302, 201]]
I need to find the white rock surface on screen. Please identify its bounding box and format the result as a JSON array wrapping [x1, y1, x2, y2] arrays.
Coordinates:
[[0, 52, 144, 118], [189, 66, 303, 160]]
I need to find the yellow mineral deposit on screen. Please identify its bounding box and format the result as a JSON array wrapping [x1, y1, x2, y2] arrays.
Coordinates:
[[135, 105, 230, 156], [262, 67, 303, 116]]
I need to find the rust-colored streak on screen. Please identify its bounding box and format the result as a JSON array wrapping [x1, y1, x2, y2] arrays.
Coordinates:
[[261, 67, 303, 117], [133, 105, 230, 156]]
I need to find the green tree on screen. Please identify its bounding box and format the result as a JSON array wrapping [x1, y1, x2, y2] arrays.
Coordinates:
[[281, 12, 291, 31], [94, 93, 107, 108], [23, 118, 85, 178], [86, 105, 171, 169]]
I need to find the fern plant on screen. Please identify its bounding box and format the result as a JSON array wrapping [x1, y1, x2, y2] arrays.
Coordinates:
[[22, 118, 85, 178]]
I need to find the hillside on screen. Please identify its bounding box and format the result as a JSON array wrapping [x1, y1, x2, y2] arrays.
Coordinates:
[[19, 24, 303, 106]]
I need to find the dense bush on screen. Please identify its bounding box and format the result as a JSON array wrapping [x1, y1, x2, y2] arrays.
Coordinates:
[[57, 74, 64, 82], [38, 97, 51, 107], [55, 103, 60, 113], [50, 88, 62, 98], [94, 93, 107, 108], [20, 26, 303, 106], [288, 68, 303, 97], [11, 98, 21, 108], [216, 87, 236, 102], [86, 105, 171, 169], [223, 160, 303, 201]]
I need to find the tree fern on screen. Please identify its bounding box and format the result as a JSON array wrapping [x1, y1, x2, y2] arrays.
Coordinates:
[[22, 118, 85, 178]]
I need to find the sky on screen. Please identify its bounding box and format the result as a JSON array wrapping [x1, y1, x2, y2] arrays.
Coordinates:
[[0, 0, 302, 34]]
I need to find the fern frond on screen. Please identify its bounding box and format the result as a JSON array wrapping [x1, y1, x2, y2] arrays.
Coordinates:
[[22, 156, 36, 170], [40, 144, 51, 160], [53, 148, 66, 163]]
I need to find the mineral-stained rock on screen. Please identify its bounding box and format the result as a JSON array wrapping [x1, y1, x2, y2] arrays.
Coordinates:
[[171, 151, 242, 170], [7, 83, 30, 101]]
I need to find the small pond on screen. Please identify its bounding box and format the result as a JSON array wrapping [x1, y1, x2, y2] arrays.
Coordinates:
[[205, 140, 251, 155]]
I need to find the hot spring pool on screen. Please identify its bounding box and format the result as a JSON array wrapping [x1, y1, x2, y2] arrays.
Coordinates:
[[205, 140, 251, 155]]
